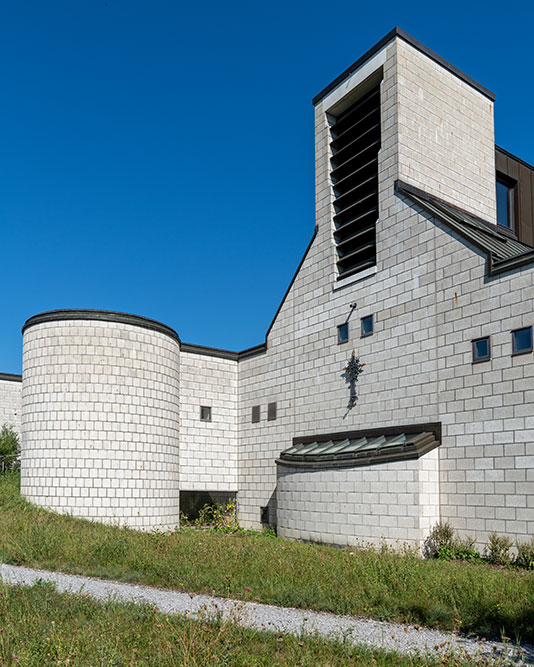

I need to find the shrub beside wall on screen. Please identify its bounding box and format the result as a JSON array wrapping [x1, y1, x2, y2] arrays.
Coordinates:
[[424, 521, 534, 569], [0, 424, 20, 472]]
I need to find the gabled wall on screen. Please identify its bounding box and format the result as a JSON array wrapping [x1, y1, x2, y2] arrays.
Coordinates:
[[237, 32, 534, 547]]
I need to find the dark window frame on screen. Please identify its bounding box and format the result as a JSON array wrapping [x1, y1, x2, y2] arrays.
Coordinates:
[[251, 405, 260, 423], [472, 336, 491, 363], [267, 402, 277, 421], [337, 322, 349, 344], [360, 314, 374, 338], [496, 172, 517, 231], [200, 405, 212, 422], [512, 326, 533, 356]]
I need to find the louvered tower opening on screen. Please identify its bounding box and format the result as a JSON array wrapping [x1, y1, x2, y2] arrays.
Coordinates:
[[330, 84, 381, 279]]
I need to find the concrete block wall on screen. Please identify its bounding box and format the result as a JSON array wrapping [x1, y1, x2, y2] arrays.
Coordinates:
[[0, 376, 22, 437], [427, 206, 534, 544], [237, 33, 533, 548], [21, 317, 180, 530], [395, 39, 496, 223], [277, 453, 440, 547], [179, 351, 238, 492]]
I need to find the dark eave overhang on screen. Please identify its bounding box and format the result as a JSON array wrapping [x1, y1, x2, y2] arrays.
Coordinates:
[[395, 180, 534, 277], [277, 422, 441, 470], [312, 27, 495, 106], [0, 373, 22, 383], [496, 145, 534, 173]]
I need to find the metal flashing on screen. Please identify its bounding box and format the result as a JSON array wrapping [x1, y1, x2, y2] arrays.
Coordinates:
[[22, 309, 181, 344], [277, 422, 441, 470], [0, 373, 22, 383], [395, 180, 534, 276], [312, 27, 496, 106]]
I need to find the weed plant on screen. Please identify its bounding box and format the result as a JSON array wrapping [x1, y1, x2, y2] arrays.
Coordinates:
[[0, 580, 515, 666], [1, 474, 534, 642]]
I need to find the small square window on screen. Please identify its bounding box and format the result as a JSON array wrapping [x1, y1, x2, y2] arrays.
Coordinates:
[[361, 315, 373, 337], [200, 406, 212, 421], [267, 402, 277, 421], [472, 336, 491, 363], [337, 323, 349, 344], [512, 326, 533, 356], [251, 405, 260, 423]]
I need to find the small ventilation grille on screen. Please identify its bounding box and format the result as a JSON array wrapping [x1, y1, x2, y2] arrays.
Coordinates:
[[330, 84, 381, 279]]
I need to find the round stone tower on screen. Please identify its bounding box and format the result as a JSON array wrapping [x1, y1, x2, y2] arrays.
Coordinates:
[[21, 309, 180, 530]]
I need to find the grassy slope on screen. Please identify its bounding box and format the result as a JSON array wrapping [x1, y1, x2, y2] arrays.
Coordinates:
[[1, 474, 533, 642], [0, 581, 502, 667]]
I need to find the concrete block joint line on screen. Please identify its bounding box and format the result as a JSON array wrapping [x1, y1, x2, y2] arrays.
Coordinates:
[[0, 563, 531, 664]]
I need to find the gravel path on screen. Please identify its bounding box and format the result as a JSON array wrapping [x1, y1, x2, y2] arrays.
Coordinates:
[[1, 563, 532, 663]]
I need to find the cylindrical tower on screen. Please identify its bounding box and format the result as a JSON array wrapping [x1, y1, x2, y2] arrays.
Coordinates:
[[21, 309, 180, 530]]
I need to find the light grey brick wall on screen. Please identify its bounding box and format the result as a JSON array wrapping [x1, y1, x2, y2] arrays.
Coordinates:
[[237, 34, 534, 549], [179, 351, 238, 492], [395, 39, 496, 223], [21, 319, 180, 530], [0, 377, 22, 437], [277, 449, 440, 547]]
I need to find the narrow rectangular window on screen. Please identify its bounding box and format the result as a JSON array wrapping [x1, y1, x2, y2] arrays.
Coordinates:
[[361, 314, 374, 337], [512, 326, 533, 355], [267, 402, 277, 421], [472, 336, 491, 363], [251, 405, 260, 423], [330, 82, 381, 280], [337, 322, 349, 344], [200, 405, 212, 421], [496, 174, 516, 230]]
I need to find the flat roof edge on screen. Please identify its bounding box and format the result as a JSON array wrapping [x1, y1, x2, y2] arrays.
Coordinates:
[[0, 373, 22, 383], [312, 27, 496, 106]]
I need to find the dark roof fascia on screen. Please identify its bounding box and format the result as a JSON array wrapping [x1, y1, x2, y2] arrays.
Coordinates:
[[238, 343, 267, 361], [263, 225, 318, 342], [395, 179, 512, 239], [496, 145, 534, 173], [22, 309, 181, 344], [180, 342, 267, 361], [291, 422, 442, 447], [180, 342, 239, 361], [0, 373, 22, 383], [312, 27, 495, 106], [490, 248, 534, 276], [23, 310, 266, 363], [395, 179, 534, 275]]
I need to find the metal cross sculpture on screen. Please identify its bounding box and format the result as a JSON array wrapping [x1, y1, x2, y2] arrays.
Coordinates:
[[342, 350, 365, 409]]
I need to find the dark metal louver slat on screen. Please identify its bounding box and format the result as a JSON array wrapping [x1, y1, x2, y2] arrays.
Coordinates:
[[334, 206, 378, 237], [333, 190, 378, 224], [331, 83, 381, 278], [330, 107, 380, 150], [332, 158, 378, 194], [330, 123, 381, 166], [330, 140, 380, 181], [330, 88, 380, 134]]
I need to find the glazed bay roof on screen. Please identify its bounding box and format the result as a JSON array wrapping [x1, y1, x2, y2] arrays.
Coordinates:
[[278, 425, 440, 469]]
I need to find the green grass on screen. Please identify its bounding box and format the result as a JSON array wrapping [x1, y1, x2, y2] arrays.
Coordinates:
[[1, 473, 533, 643], [0, 581, 513, 666]]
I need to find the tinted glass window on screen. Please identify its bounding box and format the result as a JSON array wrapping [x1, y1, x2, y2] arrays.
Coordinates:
[[361, 315, 373, 337], [496, 180, 511, 228], [473, 337, 490, 362], [512, 327, 533, 354], [200, 406, 212, 421], [337, 323, 349, 343]]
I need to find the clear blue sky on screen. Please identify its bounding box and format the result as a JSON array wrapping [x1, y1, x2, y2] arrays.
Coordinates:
[[1, 0, 533, 373]]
